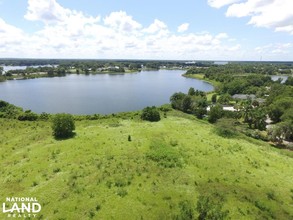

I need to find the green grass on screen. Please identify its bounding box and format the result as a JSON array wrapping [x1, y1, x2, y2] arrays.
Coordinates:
[[182, 73, 221, 90], [0, 112, 293, 219]]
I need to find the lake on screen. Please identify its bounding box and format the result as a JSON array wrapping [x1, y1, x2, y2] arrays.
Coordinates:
[[0, 70, 214, 114], [271, 75, 288, 83]]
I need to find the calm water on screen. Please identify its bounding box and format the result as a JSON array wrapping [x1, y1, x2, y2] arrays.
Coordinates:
[[271, 75, 288, 83], [0, 70, 213, 114]]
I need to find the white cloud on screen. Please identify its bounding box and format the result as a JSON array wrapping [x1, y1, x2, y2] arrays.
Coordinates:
[[25, 0, 69, 23], [177, 23, 189, 33], [209, 0, 293, 35], [254, 43, 293, 60], [104, 11, 142, 32], [3, 0, 286, 60], [0, 18, 24, 49], [0, 18, 22, 34], [0, 10, 249, 60], [255, 43, 292, 54], [207, 0, 241, 9], [215, 33, 229, 39], [143, 19, 168, 34], [25, 0, 100, 26]]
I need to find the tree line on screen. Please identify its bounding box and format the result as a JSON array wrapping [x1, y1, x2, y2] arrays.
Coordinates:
[[175, 64, 293, 145]]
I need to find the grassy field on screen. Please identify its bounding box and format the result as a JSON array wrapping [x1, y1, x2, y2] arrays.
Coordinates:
[[0, 110, 292, 219], [182, 73, 221, 90]]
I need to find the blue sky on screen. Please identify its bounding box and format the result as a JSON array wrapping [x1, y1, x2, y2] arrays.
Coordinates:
[[0, 0, 292, 61]]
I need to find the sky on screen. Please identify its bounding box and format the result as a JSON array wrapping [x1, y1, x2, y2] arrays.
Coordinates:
[[0, 0, 293, 61]]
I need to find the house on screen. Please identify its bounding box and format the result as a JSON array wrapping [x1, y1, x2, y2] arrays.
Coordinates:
[[206, 105, 236, 112], [232, 94, 256, 100], [232, 94, 265, 104]]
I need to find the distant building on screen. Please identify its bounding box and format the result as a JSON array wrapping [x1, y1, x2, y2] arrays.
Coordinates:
[[206, 105, 236, 112], [232, 94, 256, 100], [214, 61, 228, 65], [232, 94, 265, 103], [185, 61, 196, 64]]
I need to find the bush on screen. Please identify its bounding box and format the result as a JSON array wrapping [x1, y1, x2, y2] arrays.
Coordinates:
[[52, 113, 75, 138], [245, 129, 268, 141], [196, 194, 229, 220], [177, 200, 195, 220], [0, 100, 23, 119], [40, 112, 50, 121], [214, 118, 238, 138], [0, 100, 9, 108], [141, 106, 161, 122], [147, 139, 182, 168], [211, 94, 217, 103], [18, 111, 38, 121], [159, 104, 172, 112], [208, 104, 224, 123]]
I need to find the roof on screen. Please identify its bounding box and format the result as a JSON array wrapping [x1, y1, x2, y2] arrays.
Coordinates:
[[232, 94, 256, 100]]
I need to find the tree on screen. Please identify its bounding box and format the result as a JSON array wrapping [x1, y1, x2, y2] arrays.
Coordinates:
[[251, 107, 267, 130], [170, 92, 186, 110], [268, 97, 293, 123], [268, 121, 293, 143], [47, 69, 54, 77], [193, 106, 207, 119], [182, 95, 192, 113], [52, 113, 75, 138], [208, 104, 223, 123], [218, 93, 232, 105], [281, 108, 293, 122], [241, 100, 253, 123], [141, 106, 161, 122], [211, 94, 217, 103], [188, 87, 196, 96], [284, 76, 293, 86], [57, 67, 66, 75]]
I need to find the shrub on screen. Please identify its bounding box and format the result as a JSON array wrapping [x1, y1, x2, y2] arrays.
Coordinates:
[[208, 104, 224, 123], [141, 106, 161, 122], [39, 112, 50, 121], [245, 129, 268, 141], [52, 113, 75, 138], [196, 194, 229, 220], [147, 139, 182, 168], [218, 93, 232, 105], [0, 100, 23, 119], [177, 200, 195, 220], [0, 100, 9, 108], [18, 111, 38, 121], [117, 189, 128, 197], [159, 104, 172, 112], [211, 94, 217, 103], [214, 118, 238, 138]]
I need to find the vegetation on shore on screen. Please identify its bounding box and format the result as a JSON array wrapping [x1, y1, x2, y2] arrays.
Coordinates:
[[183, 64, 293, 147], [0, 59, 189, 81], [2, 59, 292, 82]]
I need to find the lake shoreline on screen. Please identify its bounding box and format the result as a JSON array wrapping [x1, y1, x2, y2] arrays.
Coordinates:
[[182, 73, 219, 91], [0, 70, 214, 115]]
